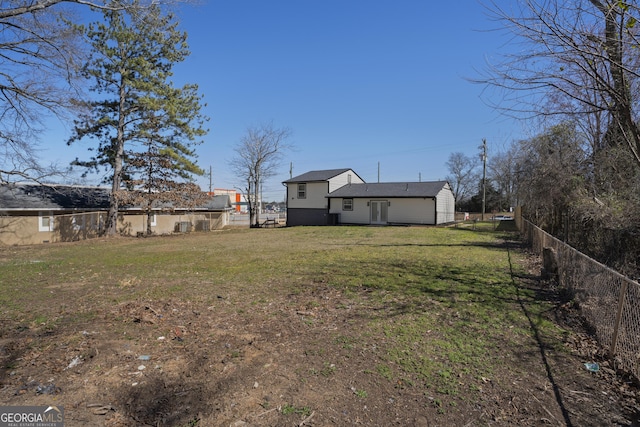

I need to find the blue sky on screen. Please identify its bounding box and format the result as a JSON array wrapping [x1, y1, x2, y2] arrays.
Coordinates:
[[45, 0, 526, 201]]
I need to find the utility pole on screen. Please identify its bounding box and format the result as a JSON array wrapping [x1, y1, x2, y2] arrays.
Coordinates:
[[480, 139, 487, 221], [289, 162, 293, 179], [209, 165, 213, 194], [377, 161, 380, 183]]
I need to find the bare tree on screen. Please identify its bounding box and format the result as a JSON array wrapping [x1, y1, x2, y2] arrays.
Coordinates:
[[0, 0, 135, 19], [0, 0, 167, 184], [231, 123, 292, 227], [480, 0, 640, 167], [482, 1, 640, 274], [514, 123, 587, 234], [487, 149, 518, 209], [445, 152, 479, 204], [0, 5, 84, 183]]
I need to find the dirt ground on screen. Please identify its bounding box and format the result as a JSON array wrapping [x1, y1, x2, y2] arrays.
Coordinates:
[[1, 244, 639, 426]]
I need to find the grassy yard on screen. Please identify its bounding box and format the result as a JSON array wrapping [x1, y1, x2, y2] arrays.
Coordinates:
[[0, 225, 634, 426]]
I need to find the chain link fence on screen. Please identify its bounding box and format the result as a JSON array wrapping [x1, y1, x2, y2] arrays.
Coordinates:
[[520, 219, 640, 381], [51, 211, 227, 242]]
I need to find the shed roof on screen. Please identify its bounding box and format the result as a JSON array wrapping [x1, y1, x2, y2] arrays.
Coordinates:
[[283, 168, 355, 183], [327, 181, 450, 198]]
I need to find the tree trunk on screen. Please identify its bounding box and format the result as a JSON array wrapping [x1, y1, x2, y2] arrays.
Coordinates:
[[246, 180, 256, 228], [592, 0, 640, 165], [106, 193, 119, 236], [146, 211, 153, 235], [253, 181, 260, 227], [107, 74, 127, 236]]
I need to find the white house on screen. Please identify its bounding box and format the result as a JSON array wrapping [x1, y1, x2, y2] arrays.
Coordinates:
[[283, 169, 455, 226]]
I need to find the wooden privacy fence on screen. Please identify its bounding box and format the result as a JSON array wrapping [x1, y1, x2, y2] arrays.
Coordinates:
[[520, 219, 640, 381]]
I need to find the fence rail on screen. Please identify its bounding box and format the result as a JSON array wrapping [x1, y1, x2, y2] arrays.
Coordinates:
[[520, 219, 640, 381]]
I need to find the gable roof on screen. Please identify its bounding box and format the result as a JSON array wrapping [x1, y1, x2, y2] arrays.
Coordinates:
[[0, 183, 111, 211], [283, 168, 357, 183], [327, 181, 450, 198]]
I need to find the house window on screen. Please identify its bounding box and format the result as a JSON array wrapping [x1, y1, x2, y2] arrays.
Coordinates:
[[150, 214, 157, 227], [38, 212, 54, 232], [342, 198, 353, 211], [297, 183, 307, 199]]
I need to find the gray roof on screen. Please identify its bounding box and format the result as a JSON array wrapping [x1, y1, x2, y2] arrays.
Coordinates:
[[0, 183, 110, 211], [198, 195, 233, 211], [0, 183, 232, 212], [283, 168, 355, 183], [327, 181, 450, 198]]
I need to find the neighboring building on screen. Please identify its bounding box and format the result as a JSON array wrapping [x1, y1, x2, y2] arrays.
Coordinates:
[[283, 169, 364, 226], [0, 183, 233, 245], [283, 169, 455, 226], [213, 188, 245, 213]]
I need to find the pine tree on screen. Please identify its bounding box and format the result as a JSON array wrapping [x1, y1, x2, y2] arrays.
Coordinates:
[[121, 84, 209, 235], [68, 1, 208, 235]]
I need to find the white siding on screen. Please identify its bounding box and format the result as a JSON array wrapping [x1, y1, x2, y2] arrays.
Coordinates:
[[388, 198, 436, 224], [287, 182, 329, 209], [330, 197, 437, 225], [436, 186, 455, 224], [328, 170, 364, 192], [330, 198, 371, 224], [287, 170, 363, 211]]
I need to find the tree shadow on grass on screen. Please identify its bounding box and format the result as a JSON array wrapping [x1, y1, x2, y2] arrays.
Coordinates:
[[324, 227, 522, 258], [505, 244, 575, 427], [316, 246, 527, 320]]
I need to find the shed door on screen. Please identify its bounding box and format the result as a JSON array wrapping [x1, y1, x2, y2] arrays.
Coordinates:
[[370, 200, 388, 225]]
